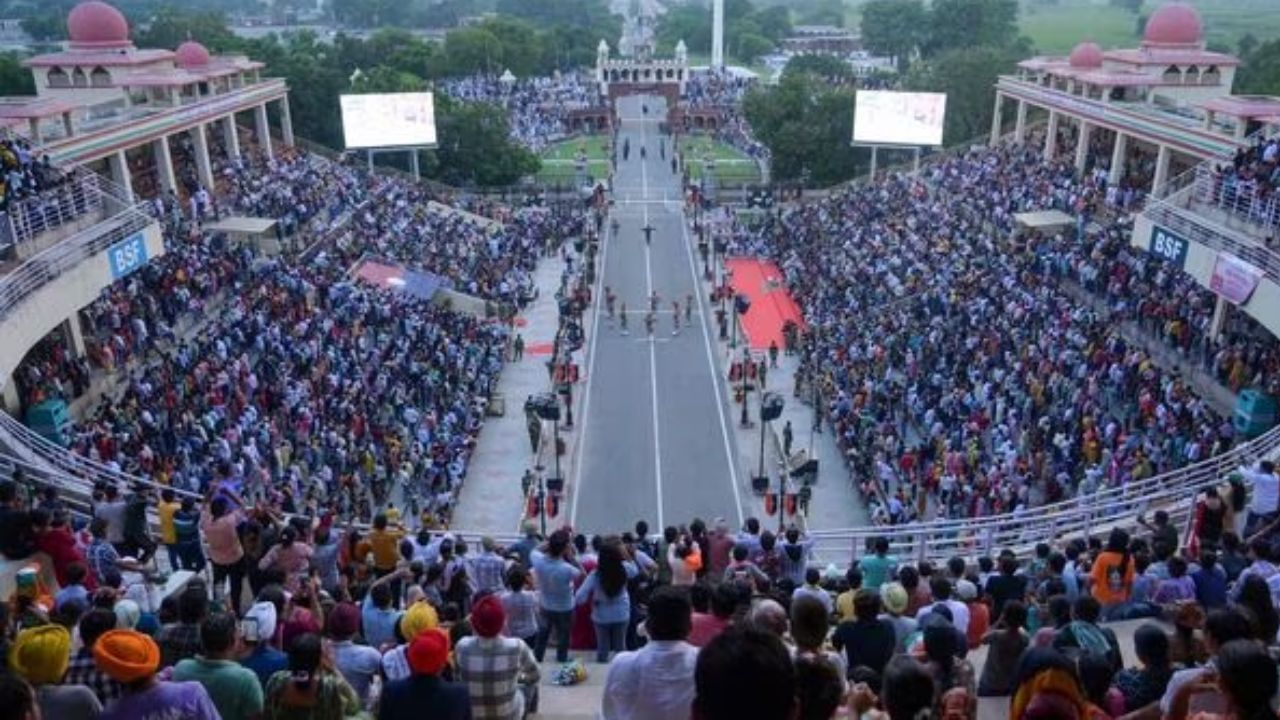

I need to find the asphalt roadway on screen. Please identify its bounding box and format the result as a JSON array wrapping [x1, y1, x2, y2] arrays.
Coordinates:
[[568, 95, 746, 536]]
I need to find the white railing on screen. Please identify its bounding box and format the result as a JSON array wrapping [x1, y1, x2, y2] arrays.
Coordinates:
[[2, 171, 114, 251], [0, 200, 154, 324], [3, 401, 1278, 564]]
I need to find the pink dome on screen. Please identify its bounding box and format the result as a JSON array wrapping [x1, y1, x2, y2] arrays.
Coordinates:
[[1068, 41, 1103, 68], [175, 40, 211, 67], [1143, 3, 1203, 46], [66, 1, 129, 47]]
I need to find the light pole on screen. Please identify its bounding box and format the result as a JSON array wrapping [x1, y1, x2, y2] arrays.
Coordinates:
[[739, 348, 752, 429]]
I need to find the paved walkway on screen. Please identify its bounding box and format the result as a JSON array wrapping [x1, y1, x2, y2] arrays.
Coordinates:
[[452, 255, 573, 535]]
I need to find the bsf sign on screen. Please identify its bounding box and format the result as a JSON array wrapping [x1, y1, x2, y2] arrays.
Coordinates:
[[1148, 225, 1189, 268], [107, 232, 148, 279]]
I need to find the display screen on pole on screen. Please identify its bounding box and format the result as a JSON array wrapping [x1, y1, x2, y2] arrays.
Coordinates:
[[339, 92, 437, 149], [853, 90, 947, 147]]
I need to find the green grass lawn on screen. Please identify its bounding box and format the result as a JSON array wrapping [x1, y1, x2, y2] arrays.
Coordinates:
[[1018, 0, 1280, 56], [536, 134, 612, 186], [1019, 3, 1138, 55], [677, 134, 762, 185], [536, 132, 761, 186]]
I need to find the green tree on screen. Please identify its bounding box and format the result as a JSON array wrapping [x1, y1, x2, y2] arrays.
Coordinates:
[[478, 17, 543, 76], [0, 53, 35, 96], [444, 26, 505, 75], [782, 53, 852, 82], [20, 12, 66, 42], [796, 0, 845, 28], [744, 72, 860, 185], [735, 32, 774, 64], [431, 96, 541, 186], [654, 5, 712, 55], [904, 44, 1018, 145], [924, 0, 1019, 57], [1236, 39, 1280, 95], [860, 0, 925, 70], [134, 7, 239, 51]]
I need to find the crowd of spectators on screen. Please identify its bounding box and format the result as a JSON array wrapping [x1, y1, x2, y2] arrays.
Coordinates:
[[0, 478, 1277, 720], [1202, 134, 1280, 233], [440, 73, 601, 152], [684, 69, 770, 162], [11, 142, 580, 527], [728, 139, 1276, 525]]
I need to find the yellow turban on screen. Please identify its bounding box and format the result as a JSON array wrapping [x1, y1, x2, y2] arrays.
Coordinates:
[[9, 624, 71, 685], [399, 600, 440, 641]]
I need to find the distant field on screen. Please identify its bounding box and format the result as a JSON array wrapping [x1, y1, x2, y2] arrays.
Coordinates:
[[677, 134, 762, 185], [1020, 3, 1138, 55], [841, 1, 1278, 58], [536, 134, 612, 186]]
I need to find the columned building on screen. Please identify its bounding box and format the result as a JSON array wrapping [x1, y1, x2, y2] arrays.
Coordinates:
[[990, 2, 1279, 194], [0, 0, 292, 202], [991, 2, 1280, 350]]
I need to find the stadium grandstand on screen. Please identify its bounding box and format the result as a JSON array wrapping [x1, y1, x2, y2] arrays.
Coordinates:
[[0, 1, 1275, 720]]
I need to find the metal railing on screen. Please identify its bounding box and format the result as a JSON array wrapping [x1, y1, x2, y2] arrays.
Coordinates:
[[0, 201, 154, 324], [803, 423, 1280, 564], [2, 396, 1278, 564]]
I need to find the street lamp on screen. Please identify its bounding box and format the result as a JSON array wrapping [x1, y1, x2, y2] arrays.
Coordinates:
[[759, 392, 786, 531], [739, 347, 752, 429]]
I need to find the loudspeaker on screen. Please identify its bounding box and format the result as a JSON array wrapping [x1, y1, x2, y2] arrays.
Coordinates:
[[751, 475, 770, 493], [760, 392, 785, 422], [734, 293, 751, 315], [546, 477, 565, 493]]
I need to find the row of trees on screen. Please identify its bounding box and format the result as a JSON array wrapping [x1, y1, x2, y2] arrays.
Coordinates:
[[742, 0, 1032, 185], [654, 0, 795, 65]]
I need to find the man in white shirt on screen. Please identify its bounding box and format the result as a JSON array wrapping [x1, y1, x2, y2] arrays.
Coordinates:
[[602, 587, 699, 720], [1241, 461, 1279, 536]]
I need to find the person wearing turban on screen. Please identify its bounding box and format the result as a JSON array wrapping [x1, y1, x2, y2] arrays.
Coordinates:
[[93, 629, 221, 720], [1009, 648, 1091, 720], [379, 628, 472, 720], [9, 624, 101, 719], [455, 594, 541, 720], [381, 599, 441, 682]]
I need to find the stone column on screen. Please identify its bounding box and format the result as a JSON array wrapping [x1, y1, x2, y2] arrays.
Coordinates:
[[1152, 144, 1171, 198], [108, 150, 134, 203], [1075, 120, 1092, 174], [27, 118, 40, 144], [255, 103, 273, 159], [190, 122, 214, 191], [711, 0, 725, 70], [1210, 294, 1229, 339], [990, 92, 1004, 146], [222, 113, 240, 159], [1109, 131, 1128, 186], [153, 136, 177, 195], [1014, 100, 1028, 143], [1043, 110, 1059, 161], [279, 96, 294, 146], [64, 315, 86, 358], [1, 380, 18, 414]]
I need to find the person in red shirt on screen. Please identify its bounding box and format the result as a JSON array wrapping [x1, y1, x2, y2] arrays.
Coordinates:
[[32, 508, 96, 590], [689, 583, 741, 647]]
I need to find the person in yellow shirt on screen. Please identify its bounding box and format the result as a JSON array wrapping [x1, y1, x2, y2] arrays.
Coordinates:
[[366, 513, 407, 607], [157, 488, 182, 572], [835, 567, 863, 623]]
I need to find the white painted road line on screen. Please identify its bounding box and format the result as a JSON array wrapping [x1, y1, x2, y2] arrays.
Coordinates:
[[679, 212, 745, 527]]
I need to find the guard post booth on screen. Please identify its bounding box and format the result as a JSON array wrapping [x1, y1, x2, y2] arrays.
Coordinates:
[[1011, 210, 1075, 253], [203, 216, 282, 256]]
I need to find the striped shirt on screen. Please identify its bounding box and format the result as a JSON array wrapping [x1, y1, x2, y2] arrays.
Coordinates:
[[453, 635, 540, 720]]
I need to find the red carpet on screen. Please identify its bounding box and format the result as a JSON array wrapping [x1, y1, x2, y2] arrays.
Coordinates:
[[526, 342, 555, 356], [725, 257, 806, 351]]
